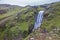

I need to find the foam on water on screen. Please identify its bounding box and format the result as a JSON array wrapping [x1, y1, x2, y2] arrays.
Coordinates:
[[34, 11, 44, 29]]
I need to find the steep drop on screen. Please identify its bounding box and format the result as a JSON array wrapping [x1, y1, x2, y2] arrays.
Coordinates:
[[34, 11, 44, 29]]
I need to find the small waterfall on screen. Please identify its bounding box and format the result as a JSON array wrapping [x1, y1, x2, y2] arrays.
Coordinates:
[[34, 11, 44, 29]]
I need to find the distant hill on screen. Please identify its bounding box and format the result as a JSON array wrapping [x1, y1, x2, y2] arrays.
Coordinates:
[[0, 4, 22, 20], [0, 4, 22, 8]]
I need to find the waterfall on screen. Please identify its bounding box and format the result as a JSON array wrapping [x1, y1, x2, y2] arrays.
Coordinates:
[[34, 11, 44, 29]]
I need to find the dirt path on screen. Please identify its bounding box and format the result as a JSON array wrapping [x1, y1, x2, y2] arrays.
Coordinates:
[[0, 17, 12, 27], [0, 14, 17, 27]]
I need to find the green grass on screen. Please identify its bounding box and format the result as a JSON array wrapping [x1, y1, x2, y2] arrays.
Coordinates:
[[0, 4, 46, 40], [24, 2, 60, 40], [0, 6, 37, 40], [20, 22, 28, 31], [0, 7, 21, 20], [41, 2, 60, 31], [0, 7, 29, 20]]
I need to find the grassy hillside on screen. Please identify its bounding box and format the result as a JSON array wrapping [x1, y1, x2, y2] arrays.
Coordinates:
[[0, 4, 22, 20], [41, 2, 60, 31], [0, 4, 43, 40], [25, 2, 60, 40], [0, 2, 60, 40]]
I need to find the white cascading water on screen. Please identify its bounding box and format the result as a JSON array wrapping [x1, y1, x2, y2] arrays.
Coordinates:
[[34, 11, 44, 29]]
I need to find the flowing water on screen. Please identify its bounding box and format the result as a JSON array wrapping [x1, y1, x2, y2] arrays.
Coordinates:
[[34, 11, 44, 29]]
